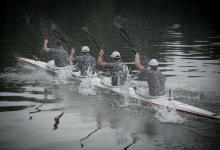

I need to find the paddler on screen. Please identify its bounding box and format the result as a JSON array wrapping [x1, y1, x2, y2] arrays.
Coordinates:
[[42, 39, 69, 67], [134, 52, 166, 96], [97, 49, 128, 86], [69, 46, 96, 76]]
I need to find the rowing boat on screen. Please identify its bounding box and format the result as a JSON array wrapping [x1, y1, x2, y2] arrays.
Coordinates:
[[17, 57, 220, 120], [17, 57, 84, 80], [98, 78, 220, 120]]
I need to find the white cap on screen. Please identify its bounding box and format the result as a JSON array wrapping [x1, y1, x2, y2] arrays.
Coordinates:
[[148, 59, 158, 66], [110, 51, 121, 58], [81, 46, 90, 52]]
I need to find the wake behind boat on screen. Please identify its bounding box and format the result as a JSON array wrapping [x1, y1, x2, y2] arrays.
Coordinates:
[[17, 57, 220, 120]]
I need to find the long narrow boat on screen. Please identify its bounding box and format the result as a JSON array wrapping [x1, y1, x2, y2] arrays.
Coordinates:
[[97, 78, 220, 120], [18, 57, 60, 72], [17, 57, 220, 120], [17, 57, 82, 80]]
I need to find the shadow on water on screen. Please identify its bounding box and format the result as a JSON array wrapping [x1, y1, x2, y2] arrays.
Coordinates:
[[123, 133, 140, 150], [27, 87, 57, 120], [80, 127, 102, 148], [29, 103, 44, 114], [0, 105, 29, 112], [53, 112, 64, 130], [28, 104, 44, 120]]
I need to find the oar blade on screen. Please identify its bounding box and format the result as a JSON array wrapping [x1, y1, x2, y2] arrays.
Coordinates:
[[82, 26, 100, 50]]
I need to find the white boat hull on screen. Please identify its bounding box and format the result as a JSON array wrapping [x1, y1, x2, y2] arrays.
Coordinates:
[[95, 77, 220, 120], [17, 57, 84, 80], [17, 57, 220, 120]]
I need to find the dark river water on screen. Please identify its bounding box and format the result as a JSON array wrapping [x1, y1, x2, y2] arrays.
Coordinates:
[[0, 0, 220, 150]]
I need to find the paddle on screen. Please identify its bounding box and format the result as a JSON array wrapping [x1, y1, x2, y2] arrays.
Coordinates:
[[113, 19, 148, 66], [113, 21, 138, 54], [24, 15, 72, 51], [23, 15, 46, 38], [23, 15, 47, 60], [82, 26, 100, 51], [50, 23, 72, 51]]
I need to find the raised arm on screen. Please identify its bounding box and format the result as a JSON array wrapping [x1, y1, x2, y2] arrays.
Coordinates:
[[97, 49, 106, 68], [42, 39, 50, 52], [135, 52, 145, 70], [68, 48, 75, 65]]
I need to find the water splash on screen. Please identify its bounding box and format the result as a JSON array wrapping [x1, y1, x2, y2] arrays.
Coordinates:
[[154, 105, 184, 123], [119, 65, 130, 106], [54, 69, 69, 84], [79, 67, 96, 96], [154, 90, 184, 123], [47, 60, 72, 84], [79, 78, 96, 96]]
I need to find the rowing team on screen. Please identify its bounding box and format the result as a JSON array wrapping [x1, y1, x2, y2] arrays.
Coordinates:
[[43, 39, 166, 97]]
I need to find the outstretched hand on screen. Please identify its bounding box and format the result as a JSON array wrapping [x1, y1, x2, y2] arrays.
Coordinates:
[[70, 48, 75, 54], [99, 49, 104, 56], [44, 39, 48, 44], [135, 52, 144, 70], [97, 49, 105, 68], [43, 39, 49, 52], [135, 52, 140, 59]]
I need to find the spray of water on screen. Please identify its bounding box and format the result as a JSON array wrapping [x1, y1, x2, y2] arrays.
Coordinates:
[[117, 65, 130, 107], [154, 91, 184, 123], [47, 60, 72, 84], [154, 106, 184, 123], [79, 66, 96, 96], [55, 68, 71, 84]]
